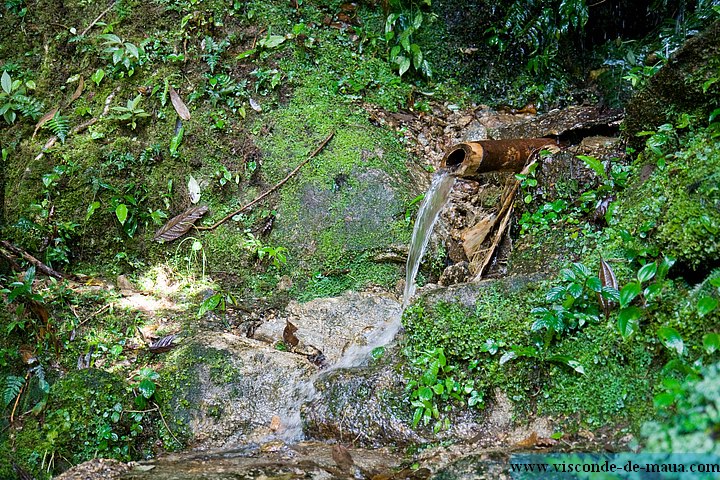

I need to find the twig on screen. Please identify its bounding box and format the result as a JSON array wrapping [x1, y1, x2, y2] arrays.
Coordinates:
[[153, 402, 181, 447], [77, 303, 111, 327], [10, 372, 31, 423], [197, 131, 335, 231], [80, 2, 116, 37], [0, 240, 69, 280]]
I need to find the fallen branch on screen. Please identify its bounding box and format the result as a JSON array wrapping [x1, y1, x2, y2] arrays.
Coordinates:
[[153, 402, 182, 447], [80, 2, 116, 37], [0, 240, 69, 280], [197, 131, 335, 231]]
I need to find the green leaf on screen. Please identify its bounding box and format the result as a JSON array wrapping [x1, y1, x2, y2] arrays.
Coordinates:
[[1, 71, 11, 94], [697, 296, 718, 316], [138, 379, 156, 399], [657, 327, 684, 356], [124, 42, 139, 59], [619, 282, 641, 307], [412, 407, 423, 427], [259, 35, 286, 49], [115, 204, 128, 225], [576, 155, 607, 179], [703, 333, 720, 354], [653, 392, 675, 408], [499, 351, 516, 365], [417, 386, 433, 402], [567, 282, 583, 298], [617, 306, 642, 338], [398, 56, 411, 77], [547, 355, 585, 374], [91, 68, 105, 86], [637, 262, 657, 283]]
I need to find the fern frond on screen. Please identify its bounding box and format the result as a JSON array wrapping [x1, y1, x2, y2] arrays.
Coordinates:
[[3, 375, 25, 407], [16, 95, 44, 120], [45, 112, 70, 143]]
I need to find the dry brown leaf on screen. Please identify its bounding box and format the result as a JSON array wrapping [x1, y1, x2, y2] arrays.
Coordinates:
[[149, 334, 178, 354], [515, 431, 539, 448], [598, 258, 618, 318], [154, 205, 209, 242], [70, 76, 84, 104], [169, 86, 191, 120], [283, 321, 299, 348], [33, 107, 59, 138]]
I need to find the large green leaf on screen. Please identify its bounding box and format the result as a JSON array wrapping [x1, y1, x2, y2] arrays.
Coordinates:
[[703, 333, 720, 354], [697, 296, 718, 316], [657, 327, 684, 356], [637, 262, 657, 283], [617, 306, 642, 338], [1, 71, 11, 94], [115, 203, 128, 225], [619, 282, 641, 307]]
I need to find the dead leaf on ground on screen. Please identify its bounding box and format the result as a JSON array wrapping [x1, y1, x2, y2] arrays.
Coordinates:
[[33, 107, 59, 138], [70, 76, 84, 104], [598, 258, 618, 318], [169, 86, 191, 120], [515, 431, 539, 448], [283, 320, 299, 347], [153, 205, 209, 242], [149, 334, 178, 354]]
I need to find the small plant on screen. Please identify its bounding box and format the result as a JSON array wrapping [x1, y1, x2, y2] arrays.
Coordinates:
[[42, 111, 70, 143], [201, 35, 229, 73], [406, 347, 484, 432], [0, 70, 43, 124], [133, 367, 159, 408], [110, 95, 151, 130], [384, 0, 433, 77], [98, 34, 144, 76], [197, 290, 237, 318]]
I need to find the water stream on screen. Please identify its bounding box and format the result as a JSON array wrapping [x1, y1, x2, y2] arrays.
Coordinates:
[[403, 171, 456, 308]]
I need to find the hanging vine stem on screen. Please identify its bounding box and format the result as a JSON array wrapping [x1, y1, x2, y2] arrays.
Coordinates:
[[196, 131, 335, 231]]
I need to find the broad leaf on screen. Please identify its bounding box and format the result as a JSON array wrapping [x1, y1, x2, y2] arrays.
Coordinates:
[[657, 327, 684, 356], [1, 71, 11, 94], [637, 262, 657, 283], [169, 86, 191, 120], [153, 205, 208, 242], [702, 333, 720, 354], [547, 355, 585, 375], [149, 334, 178, 354], [188, 175, 201, 204], [697, 296, 718, 316], [617, 306, 642, 338], [115, 204, 128, 225], [619, 282, 641, 307], [576, 155, 607, 179]]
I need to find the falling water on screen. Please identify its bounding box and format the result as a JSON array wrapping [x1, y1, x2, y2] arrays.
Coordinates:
[[403, 171, 456, 308], [241, 172, 456, 445]]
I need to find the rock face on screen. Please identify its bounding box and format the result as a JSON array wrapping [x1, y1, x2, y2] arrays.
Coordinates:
[[624, 19, 720, 138], [160, 292, 403, 449]]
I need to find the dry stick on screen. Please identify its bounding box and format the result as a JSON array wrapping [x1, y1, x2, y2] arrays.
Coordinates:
[[80, 1, 116, 37], [0, 240, 67, 280], [153, 402, 181, 446], [473, 152, 542, 281], [10, 372, 31, 423], [197, 131, 335, 231]]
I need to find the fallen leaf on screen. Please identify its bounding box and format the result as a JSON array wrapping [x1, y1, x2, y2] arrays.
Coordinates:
[[249, 97, 262, 112], [598, 258, 618, 318], [515, 431, 538, 448], [283, 320, 299, 348], [269, 415, 281, 431], [149, 334, 178, 354], [69, 76, 84, 104], [188, 175, 201, 204], [33, 107, 59, 138], [154, 205, 209, 242], [169, 86, 191, 120]]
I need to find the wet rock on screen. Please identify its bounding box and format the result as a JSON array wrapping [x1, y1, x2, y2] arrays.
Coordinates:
[[253, 291, 402, 364], [439, 261, 470, 286], [490, 106, 623, 140], [55, 458, 131, 480]]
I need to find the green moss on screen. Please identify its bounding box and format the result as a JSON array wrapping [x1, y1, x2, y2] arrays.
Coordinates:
[[613, 127, 720, 270]]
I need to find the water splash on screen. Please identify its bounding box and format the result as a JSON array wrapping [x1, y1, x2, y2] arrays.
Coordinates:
[[403, 171, 456, 308]]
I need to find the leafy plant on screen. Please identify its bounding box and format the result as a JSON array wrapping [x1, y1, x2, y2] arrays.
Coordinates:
[[406, 347, 483, 432], [110, 95, 151, 130], [133, 367, 159, 408], [2, 375, 25, 408], [43, 111, 70, 143], [0, 70, 43, 124], [384, 0, 433, 77], [197, 290, 237, 318], [201, 36, 229, 73], [98, 34, 144, 76]]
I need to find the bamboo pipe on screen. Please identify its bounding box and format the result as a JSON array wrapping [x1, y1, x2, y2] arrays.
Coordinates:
[[441, 138, 558, 177]]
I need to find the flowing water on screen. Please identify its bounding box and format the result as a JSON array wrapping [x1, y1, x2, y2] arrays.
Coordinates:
[[403, 171, 456, 308]]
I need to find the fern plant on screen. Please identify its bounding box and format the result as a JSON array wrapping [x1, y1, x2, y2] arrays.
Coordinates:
[[0, 70, 44, 124], [202, 36, 229, 73], [2, 375, 25, 407], [44, 111, 70, 143]]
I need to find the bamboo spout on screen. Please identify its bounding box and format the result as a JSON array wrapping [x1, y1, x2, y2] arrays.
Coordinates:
[[441, 138, 557, 177]]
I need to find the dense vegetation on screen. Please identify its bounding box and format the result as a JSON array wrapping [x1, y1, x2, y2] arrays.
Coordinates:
[[0, 0, 718, 477]]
